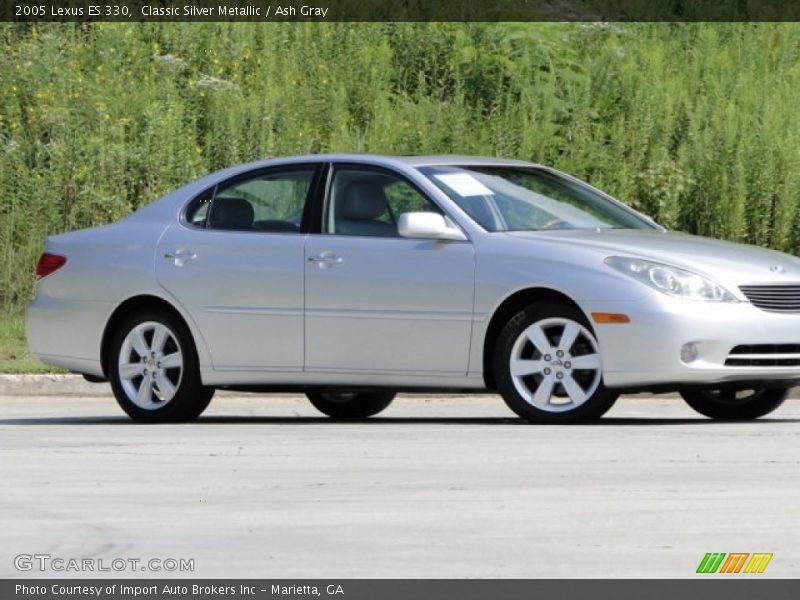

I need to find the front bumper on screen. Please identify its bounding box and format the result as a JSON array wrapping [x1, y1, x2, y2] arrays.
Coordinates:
[[585, 294, 800, 389]]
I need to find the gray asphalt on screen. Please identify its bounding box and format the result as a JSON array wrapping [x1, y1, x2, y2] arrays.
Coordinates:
[[1, 392, 798, 578]]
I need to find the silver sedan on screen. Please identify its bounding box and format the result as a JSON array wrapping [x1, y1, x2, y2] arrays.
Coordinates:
[[26, 154, 800, 422]]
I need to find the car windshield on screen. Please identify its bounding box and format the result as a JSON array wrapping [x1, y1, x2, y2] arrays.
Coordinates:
[[419, 166, 653, 232]]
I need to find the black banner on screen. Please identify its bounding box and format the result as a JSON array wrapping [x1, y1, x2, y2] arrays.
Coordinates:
[[4, 580, 800, 600], [5, 0, 800, 22]]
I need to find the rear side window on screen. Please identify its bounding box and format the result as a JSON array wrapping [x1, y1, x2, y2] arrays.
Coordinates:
[[186, 167, 317, 233], [185, 189, 213, 228]]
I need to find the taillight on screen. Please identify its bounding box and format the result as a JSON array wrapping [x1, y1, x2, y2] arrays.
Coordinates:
[[36, 253, 67, 279]]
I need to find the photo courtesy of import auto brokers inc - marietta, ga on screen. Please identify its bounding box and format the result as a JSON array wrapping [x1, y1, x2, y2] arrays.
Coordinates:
[[25, 154, 800, 423]]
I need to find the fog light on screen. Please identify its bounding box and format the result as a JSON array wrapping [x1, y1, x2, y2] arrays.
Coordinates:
[[681, 342, 699, 363]]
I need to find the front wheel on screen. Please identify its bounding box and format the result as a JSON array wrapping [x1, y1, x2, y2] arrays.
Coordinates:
[[306, 391, 396, 420], [680, 388, 788, 420], [109, 309, 214, 423], [494, 303, 618, 424]]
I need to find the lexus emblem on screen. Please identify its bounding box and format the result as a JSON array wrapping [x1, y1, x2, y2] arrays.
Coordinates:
[[770, 265, 787, 274]]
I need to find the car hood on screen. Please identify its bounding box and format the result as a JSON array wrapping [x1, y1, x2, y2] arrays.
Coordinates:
[[505, 229, 800, 286]]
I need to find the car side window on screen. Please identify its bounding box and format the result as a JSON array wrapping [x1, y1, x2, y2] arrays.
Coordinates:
[[206, 168, 315, 233], [185, 189, 214, 228], [326, 168, 441, 237]]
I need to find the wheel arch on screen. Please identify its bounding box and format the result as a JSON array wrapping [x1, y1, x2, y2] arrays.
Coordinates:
[[100, 294, 202, 378], [481, 287, 588, 390]]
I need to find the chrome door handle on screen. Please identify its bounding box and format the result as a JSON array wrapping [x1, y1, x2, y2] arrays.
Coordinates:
[[165, 251, 196, 259], [164, 250, 197, 262], [308, 254, 343, 264]]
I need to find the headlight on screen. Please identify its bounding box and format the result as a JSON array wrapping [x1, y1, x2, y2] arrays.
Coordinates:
[[605, 256, 737, 302]]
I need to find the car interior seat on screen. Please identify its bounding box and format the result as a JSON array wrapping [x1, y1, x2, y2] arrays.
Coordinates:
[[334, 182, 397, 237], [208, 197, 255, 230]]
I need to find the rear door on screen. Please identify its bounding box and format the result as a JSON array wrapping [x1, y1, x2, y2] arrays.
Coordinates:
[[156, 164, 321, 371]]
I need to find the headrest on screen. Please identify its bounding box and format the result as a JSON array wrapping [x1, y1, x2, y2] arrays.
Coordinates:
[[337, 182, 388, 220], [209, 196, 254, 230]]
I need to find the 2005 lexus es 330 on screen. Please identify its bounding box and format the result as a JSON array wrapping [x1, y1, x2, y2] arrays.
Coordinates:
[[26, 154, 800, 422]]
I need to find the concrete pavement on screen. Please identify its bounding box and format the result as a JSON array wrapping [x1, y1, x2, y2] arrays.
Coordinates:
[[1, 391, 798, 578]]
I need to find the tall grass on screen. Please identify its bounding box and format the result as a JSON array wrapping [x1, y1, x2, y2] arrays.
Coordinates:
[[2, 22, 800, 311]]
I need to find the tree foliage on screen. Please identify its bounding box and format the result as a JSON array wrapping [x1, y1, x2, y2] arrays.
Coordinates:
[[2, 22, 800, 308]]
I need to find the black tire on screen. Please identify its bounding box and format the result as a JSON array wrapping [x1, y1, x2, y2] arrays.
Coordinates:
[[306, 391, 396, 420], [680, 388, 788, 420], [494, 302, 618, 424], [108, 308, 214, 423]]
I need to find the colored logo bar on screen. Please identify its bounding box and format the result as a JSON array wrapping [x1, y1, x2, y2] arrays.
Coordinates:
[[696, 553, 773, 574]]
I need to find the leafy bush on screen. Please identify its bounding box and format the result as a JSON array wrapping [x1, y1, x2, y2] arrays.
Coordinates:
[[2, 22, 800, 310]]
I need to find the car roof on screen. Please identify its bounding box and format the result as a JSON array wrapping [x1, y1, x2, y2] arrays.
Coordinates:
[[396, 154, 537, 167], [182, 154, 540, 190], [270, 153, 538, 168]]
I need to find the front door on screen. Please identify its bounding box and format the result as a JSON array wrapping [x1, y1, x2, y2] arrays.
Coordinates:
[[304, 165, 475, 376]]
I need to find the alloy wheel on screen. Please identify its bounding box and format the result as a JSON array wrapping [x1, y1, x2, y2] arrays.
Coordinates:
[[509, 317, 602, 412], [118, 321, 184, 410]]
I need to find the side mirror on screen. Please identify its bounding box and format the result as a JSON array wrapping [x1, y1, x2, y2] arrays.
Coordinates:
[[398, 212, 466, 241]]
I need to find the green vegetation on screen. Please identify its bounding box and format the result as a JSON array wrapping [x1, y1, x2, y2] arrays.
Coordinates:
[[0, 313, 63, 373], [2, 22, 800, 371]]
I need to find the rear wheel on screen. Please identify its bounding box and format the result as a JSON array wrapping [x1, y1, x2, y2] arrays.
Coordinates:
[[306, 391, 396, 419], [680, 388, 788, 420], [109, 309, 214, 423], [494, 302, 618, 424]]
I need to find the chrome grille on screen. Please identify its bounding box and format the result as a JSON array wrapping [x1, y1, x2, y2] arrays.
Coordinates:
[[739, 285, 800, 312], [726, 343, 800, 366]]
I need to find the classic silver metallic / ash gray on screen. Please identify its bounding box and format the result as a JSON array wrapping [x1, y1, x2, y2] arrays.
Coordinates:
[[26, 154, 800, 422]]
